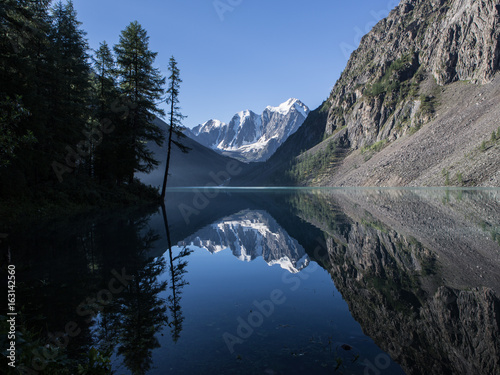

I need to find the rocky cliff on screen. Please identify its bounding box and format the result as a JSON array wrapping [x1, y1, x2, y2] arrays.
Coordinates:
[[324, 0, 500, 147], [241, 0, 500, 187]]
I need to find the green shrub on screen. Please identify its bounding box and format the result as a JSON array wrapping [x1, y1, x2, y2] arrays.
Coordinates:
[[364, 52, 416, 98], [361, 139, 387, 154], [420, 95, 435, 114], [442, 168, 450, 186], [287, 140, 339, 182]]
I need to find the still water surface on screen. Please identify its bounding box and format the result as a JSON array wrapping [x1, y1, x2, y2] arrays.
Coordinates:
[[3, 188, 500, 374]]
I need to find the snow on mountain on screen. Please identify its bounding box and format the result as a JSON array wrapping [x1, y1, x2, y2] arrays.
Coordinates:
[[179, 209, 310, 273], [265, 98, 309, 118], [188, 119, 228, 149], [187, 99, 310, 162]]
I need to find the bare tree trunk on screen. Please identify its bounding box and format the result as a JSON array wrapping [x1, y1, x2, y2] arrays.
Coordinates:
[[160, 86, 176, 201]]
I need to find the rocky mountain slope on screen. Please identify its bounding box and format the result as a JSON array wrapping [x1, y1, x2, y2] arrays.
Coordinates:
[[187, 98, 309, 162], [238, 0, 500, 187], [323, 0, 500, 146], [312, 76, 500, 186]]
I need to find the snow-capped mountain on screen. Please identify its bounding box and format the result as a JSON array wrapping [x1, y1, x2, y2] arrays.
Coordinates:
[[187, 98, 310, 162], [179, 209, 310, 273]]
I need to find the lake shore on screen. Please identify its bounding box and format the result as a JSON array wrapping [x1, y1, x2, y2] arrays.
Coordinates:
[[0, 178, 160, 228]]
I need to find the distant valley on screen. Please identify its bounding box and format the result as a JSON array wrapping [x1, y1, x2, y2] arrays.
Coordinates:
[[136, 118, 245, 188]]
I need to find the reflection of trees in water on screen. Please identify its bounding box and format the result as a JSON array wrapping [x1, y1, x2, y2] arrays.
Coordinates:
[[91, 212, 168, 374], [161, 203, 193, 343], [115, 255, 169, 374], [166, 247, 192, 343], [90, 204, 192, 374]]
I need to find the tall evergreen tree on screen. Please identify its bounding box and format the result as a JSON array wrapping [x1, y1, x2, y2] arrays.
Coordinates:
[[48, 0, 92, 176], [1, 2, 170, 205], [114, 21, 165, 184], [160, 56, 189, 200], [91, 41, 120, 182], [93, 42, 115, 102], [0, 0, 50, 182]]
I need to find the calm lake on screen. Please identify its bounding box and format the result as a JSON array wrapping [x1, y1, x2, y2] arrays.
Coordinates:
[[4, 188, 500, 374]]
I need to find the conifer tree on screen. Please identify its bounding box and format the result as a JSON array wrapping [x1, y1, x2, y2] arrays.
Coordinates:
[[48, 0, 92, 177], [0, 0, 50, 175], [0, 2, 172, 203], [114, 21, 165, 184], [93, 42, 115, 106], [160, 56, 189, 200], [92, 41, 120, 181]]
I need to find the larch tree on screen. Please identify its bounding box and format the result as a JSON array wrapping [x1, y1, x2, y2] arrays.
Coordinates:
[[49, 0, 92, 178], [114, 21, 165, 184], [0, 0, 50, 175], [92, 41, 119, 182], [160, 56, 189, 200]]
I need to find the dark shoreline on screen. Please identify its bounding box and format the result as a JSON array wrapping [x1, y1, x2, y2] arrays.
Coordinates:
[[0, 178, 161, 229]]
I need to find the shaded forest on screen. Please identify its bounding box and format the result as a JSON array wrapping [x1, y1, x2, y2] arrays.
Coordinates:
[[1, 0, 178, 218]]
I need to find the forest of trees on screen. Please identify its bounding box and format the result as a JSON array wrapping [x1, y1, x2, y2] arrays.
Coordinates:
[[0, 0, 180, 212]]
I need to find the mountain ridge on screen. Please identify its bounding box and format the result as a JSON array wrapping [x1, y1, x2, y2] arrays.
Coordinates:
[[187, 98, 310, 162], [179, 209, 310, 273]]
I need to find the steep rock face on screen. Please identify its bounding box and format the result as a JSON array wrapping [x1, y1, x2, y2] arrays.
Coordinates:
[[252, 0, 500, 187], [319, 77, 500, 187], [325, 0, 500, 149], [188, 99, 309, 162], [186, 119, 226, 151]]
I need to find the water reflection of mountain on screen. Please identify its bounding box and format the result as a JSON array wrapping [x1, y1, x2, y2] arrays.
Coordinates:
[[180, 209, 310, 273], [291, 189, 500, 375], [7, 188, 500, 374]]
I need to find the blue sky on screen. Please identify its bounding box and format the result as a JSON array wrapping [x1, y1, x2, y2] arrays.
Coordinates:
[[71, 0, 399, 128]]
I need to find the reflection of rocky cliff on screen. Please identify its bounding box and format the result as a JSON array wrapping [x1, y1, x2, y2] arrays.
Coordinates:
[[291, 190, 500, 375], [180, 209, 309, 273]]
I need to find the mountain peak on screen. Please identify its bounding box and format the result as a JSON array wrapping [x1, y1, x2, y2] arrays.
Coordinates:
[[188, 99, 310, 162], [179, 209, 311, 273], [202, 119, 225, 129], [266, 98, 308, 118]]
